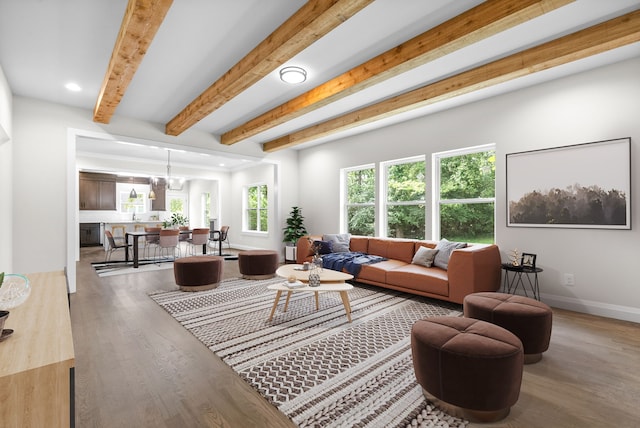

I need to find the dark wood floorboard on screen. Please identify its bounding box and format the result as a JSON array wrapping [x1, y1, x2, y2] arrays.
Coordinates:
[[72, 246, 640, 427]]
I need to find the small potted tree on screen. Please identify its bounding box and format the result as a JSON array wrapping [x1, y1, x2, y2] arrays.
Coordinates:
[[283, 207, 307, 262], [283, 206, 307, 245]]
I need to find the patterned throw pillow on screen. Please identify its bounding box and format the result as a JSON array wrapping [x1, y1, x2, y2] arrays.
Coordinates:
[[322, 233, 351, 252], [433, 239, 467, 270], [411, 246, 439, 267], [314, 240, 333, 254]]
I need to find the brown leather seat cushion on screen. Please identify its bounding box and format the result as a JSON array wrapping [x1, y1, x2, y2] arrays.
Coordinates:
[[174, 256, 224, 291], [238, 250, 279, 279], [411, 316, 523, 418], [463, 292, 552, 360]]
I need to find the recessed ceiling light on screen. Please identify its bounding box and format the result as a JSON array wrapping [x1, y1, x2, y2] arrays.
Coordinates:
[[279, 66, 307, 84], [64, 82, 82, 92]]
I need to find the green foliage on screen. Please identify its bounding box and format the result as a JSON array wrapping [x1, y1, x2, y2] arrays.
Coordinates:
[[162, 213, 189, 228], [509, 185, 626, 225], [0, 272, 4, 287], [440, 151, 495, 242], [283, 206, 307, 243], [441, 203, 494, 242], [347, 206, 375, 236], [386, 161, 426, 239], [440, 151, 495, 199], [346, 168, 376, 235]]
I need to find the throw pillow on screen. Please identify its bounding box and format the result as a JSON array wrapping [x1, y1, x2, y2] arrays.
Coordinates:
[[411, 246, 439, 268], [314, 240, 333, 255], [433, 239, 467, 270], [322, 233, 351, 252]]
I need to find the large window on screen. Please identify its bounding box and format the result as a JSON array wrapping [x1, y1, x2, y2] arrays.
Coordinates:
[[382, 157, 426, 239], [434, 145, 495, 243], [245, 184, 268, 232], [343, 165, 375, 236]]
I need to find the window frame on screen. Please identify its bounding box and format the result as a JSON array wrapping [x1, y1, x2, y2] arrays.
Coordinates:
[[432, 143, 496, 242]]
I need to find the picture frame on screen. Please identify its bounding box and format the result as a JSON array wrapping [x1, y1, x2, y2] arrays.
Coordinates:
[[521, 253, 537, 269], [506, 138, 631, 229]]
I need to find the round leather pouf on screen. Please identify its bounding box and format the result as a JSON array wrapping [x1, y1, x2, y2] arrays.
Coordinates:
[[173, 256, 224, 291], [411, 316, 524, 423], [464, 292, 552, 364], [238, 250, 279, 279]]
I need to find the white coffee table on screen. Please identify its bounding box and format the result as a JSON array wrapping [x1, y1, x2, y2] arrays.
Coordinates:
[[269, 264, 354, 322]]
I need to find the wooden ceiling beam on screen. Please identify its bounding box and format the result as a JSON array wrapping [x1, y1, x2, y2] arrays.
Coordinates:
[[263, 9, 640, 152], [93, 0, 173, 124], [164, 0, 373, 137], [222, 0, 573, 146]]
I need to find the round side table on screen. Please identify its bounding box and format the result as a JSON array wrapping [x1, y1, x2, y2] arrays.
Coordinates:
[[501, 263, 543, 300]]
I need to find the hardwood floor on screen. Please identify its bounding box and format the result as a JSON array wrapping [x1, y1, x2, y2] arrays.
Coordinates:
[[72, 247, 640, 427]]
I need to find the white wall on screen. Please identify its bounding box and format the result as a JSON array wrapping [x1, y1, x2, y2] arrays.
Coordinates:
[[0, 65, 13, 271], [11, 98, 300, 290], [297, 57, 640, 323]]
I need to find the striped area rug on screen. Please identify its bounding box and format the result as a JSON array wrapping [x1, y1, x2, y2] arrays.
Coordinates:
[[150, 277, 467, 427]]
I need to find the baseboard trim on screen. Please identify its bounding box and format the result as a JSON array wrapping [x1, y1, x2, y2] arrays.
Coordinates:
[[541, 293, 640, 324]]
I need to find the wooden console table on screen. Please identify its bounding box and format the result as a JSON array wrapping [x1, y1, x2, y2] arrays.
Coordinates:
[[0, 270, 75, 427]]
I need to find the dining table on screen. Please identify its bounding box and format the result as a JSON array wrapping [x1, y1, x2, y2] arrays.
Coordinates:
[[124, 229, 219, 268]]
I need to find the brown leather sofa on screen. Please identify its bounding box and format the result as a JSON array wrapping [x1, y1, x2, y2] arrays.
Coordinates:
[[297, 235, 501, 304]]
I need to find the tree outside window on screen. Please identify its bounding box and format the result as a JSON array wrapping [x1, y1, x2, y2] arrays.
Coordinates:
[[246, 184, 268, 232], [344, 166, 375, 236], [384, 158, 426, 239], [435, 145, 495, 243]]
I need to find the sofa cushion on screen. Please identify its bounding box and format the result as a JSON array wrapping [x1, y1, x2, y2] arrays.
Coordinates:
[[323, 233, 351, 252], [387, 264, 449, 296], [349, 236, 368, 253], [368, 238, 415, 264], [358, 259, 407, 283], [411, 246, 439, 268], [387, 240, 416, 264], [433, 239, 467, 270]]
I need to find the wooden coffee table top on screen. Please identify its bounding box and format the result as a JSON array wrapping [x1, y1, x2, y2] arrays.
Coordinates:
[[276, 264, 353, 283]]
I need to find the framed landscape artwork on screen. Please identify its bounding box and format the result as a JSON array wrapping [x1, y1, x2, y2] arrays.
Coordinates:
[[506, 137, 631, 229]]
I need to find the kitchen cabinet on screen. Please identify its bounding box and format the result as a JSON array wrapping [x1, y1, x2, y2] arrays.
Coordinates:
[[79, 223, 101, 247], [151, 178, 166, 211], [79, 172, 116, 210]]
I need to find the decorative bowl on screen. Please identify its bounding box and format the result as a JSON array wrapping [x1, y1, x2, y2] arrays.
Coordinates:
[[0, 274, 31, 310]]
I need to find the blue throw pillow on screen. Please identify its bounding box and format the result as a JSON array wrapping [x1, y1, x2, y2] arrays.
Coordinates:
[[314, 240, 333, 254]]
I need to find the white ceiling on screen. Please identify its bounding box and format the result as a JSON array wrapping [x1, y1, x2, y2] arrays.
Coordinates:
[[1, 0, 639, 175]]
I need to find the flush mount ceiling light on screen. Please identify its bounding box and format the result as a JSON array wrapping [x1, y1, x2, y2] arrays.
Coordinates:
[[279, 66, 307, 84], [64, 82, 82, 92]]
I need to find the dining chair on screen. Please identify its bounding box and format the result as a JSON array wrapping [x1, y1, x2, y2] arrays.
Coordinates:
[[155, 229, 180, 264], [178, 225, 190, 254], [144, 226, 161, 259], [188, 228, 210, 255], [210, 225, 230, 255], [110, 224, 126, 244], [104, 230, 131, 262]]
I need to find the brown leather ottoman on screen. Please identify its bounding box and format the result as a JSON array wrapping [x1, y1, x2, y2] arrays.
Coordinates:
[[463, 292, 553, 364], [411, 316, 523, 423], [173, 256, 224, 291], [238, 250, 279, 279]]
